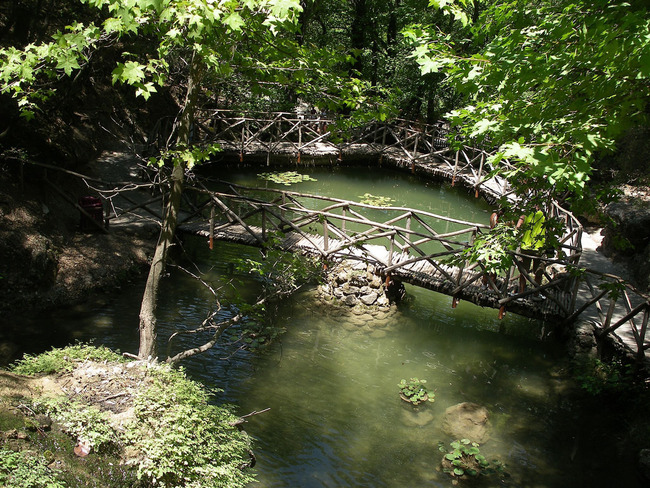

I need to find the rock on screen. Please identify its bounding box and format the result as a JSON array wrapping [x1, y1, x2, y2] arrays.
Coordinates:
[[359, 285, 372, 295], [360, 292, 379, 306], [442, 402, 490, 443], [370, 275, 383, 288], [402, 409, 434, 427], [343, 295, 358, 306], [566, 320, 598, 360], [336, 270, 349, 283], [602, 200, 650, 255], [376, 295, 389, 307], [601, 199, 650, 291], [639, 449, 650, 481]]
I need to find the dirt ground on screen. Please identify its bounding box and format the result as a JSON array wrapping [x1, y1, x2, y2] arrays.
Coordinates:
[[0, 157, 155, 315]]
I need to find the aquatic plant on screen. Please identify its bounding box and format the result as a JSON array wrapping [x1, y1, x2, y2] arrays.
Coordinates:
[[258, 171, 316, 185], [439, 439, 506, 479], [358, 193, 395, 206], [398, 377, 434, 405]]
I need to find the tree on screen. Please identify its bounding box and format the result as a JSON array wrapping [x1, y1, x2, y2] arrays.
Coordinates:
[[406, 0, 650, 204], [1, 0, 370, 360]]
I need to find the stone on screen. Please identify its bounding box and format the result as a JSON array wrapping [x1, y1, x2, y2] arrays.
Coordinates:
[[343, 295, 358, 306], [567, 320, 598, 360], [442, 402, 490, 444], [359, 285, 373, 295], [340, 283, 356, 295], [376, 295, 390, 307], [603, 200, 650, 255], [360, 292, 379, 306], [336, 270, 349, 283]]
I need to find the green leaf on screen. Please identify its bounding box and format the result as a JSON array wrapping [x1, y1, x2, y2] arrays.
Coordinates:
[[223, 12, 245, 31]]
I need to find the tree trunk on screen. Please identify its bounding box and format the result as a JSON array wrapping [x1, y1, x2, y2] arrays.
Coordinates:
[[137, 51, 203, 359], [137, 163, 183, 359]]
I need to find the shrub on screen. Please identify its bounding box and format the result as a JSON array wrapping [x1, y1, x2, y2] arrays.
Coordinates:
[[0, 448, 66, 488], [125, 365, 255, 488], [11, 343, 122, 376]]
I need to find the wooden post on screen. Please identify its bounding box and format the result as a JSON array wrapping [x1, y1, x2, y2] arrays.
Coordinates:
[[209, 205, 215, 250], [603, 296, 617, 330], [341, 207, 347, 234], [388, 234, 394, 267], [323, 219, 329, 252], [452, 150, 459, 187], [405, 213, 411, 253], [475, 152, 485, 198], [298, 122, 302, 163], [261, 207, 266, 241]]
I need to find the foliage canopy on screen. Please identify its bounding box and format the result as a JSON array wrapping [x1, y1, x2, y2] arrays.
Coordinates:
[[406, 0, 650, 199]]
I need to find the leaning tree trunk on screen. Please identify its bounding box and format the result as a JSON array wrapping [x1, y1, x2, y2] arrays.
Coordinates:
[[137, 163, 184, 358], [137, 52, 203, 359]]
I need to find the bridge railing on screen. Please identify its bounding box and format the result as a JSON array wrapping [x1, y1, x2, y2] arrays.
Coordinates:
[[563, 268, 650, 364], [184, 182, 583, 318], [190, 110, 514, 198]]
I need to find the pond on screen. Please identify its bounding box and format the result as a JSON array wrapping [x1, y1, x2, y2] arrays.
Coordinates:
[[3, 165, 642, 487]]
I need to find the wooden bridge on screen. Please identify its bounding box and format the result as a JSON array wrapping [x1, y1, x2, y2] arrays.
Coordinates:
[[151, 110, 514, 203], [177, 181, 582, 324], [105, 110, 649, 365]]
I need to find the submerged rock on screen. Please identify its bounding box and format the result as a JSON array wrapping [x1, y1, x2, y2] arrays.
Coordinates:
[[442, 402, 490, 444]]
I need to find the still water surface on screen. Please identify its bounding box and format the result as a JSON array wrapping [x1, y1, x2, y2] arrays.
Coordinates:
[[4, 166, 638, 487]]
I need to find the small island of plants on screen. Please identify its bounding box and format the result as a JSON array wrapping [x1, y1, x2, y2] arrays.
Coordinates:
[[398, 377, 435, 406], [439, 439, 506, 480]]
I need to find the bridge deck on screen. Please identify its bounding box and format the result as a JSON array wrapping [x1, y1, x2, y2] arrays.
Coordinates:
[[179, 221, 571, 322]]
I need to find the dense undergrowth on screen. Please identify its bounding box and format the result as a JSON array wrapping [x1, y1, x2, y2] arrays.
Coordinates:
[[1, 344, 254, 488]]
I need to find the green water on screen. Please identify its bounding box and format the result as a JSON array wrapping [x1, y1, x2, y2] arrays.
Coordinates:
[[3, 165, 641, 487]]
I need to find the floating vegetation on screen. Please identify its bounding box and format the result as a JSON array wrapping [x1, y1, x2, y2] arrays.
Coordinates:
[[258, 171, 317, 185], [358, 193, 395, 206], [439, 439, 506, 479], [398, 377, 435, 406]]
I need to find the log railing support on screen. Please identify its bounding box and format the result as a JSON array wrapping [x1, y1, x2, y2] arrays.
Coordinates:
[[209, 205, 215, 250]]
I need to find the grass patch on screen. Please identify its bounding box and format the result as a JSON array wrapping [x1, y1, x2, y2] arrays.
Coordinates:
[[11, 343, 123, 376]]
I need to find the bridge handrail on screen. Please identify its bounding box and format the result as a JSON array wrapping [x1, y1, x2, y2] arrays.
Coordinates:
[[186, 181, 582, 309]]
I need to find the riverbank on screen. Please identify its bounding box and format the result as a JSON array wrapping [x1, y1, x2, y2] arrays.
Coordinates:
[[0, 344, 254, 488]]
